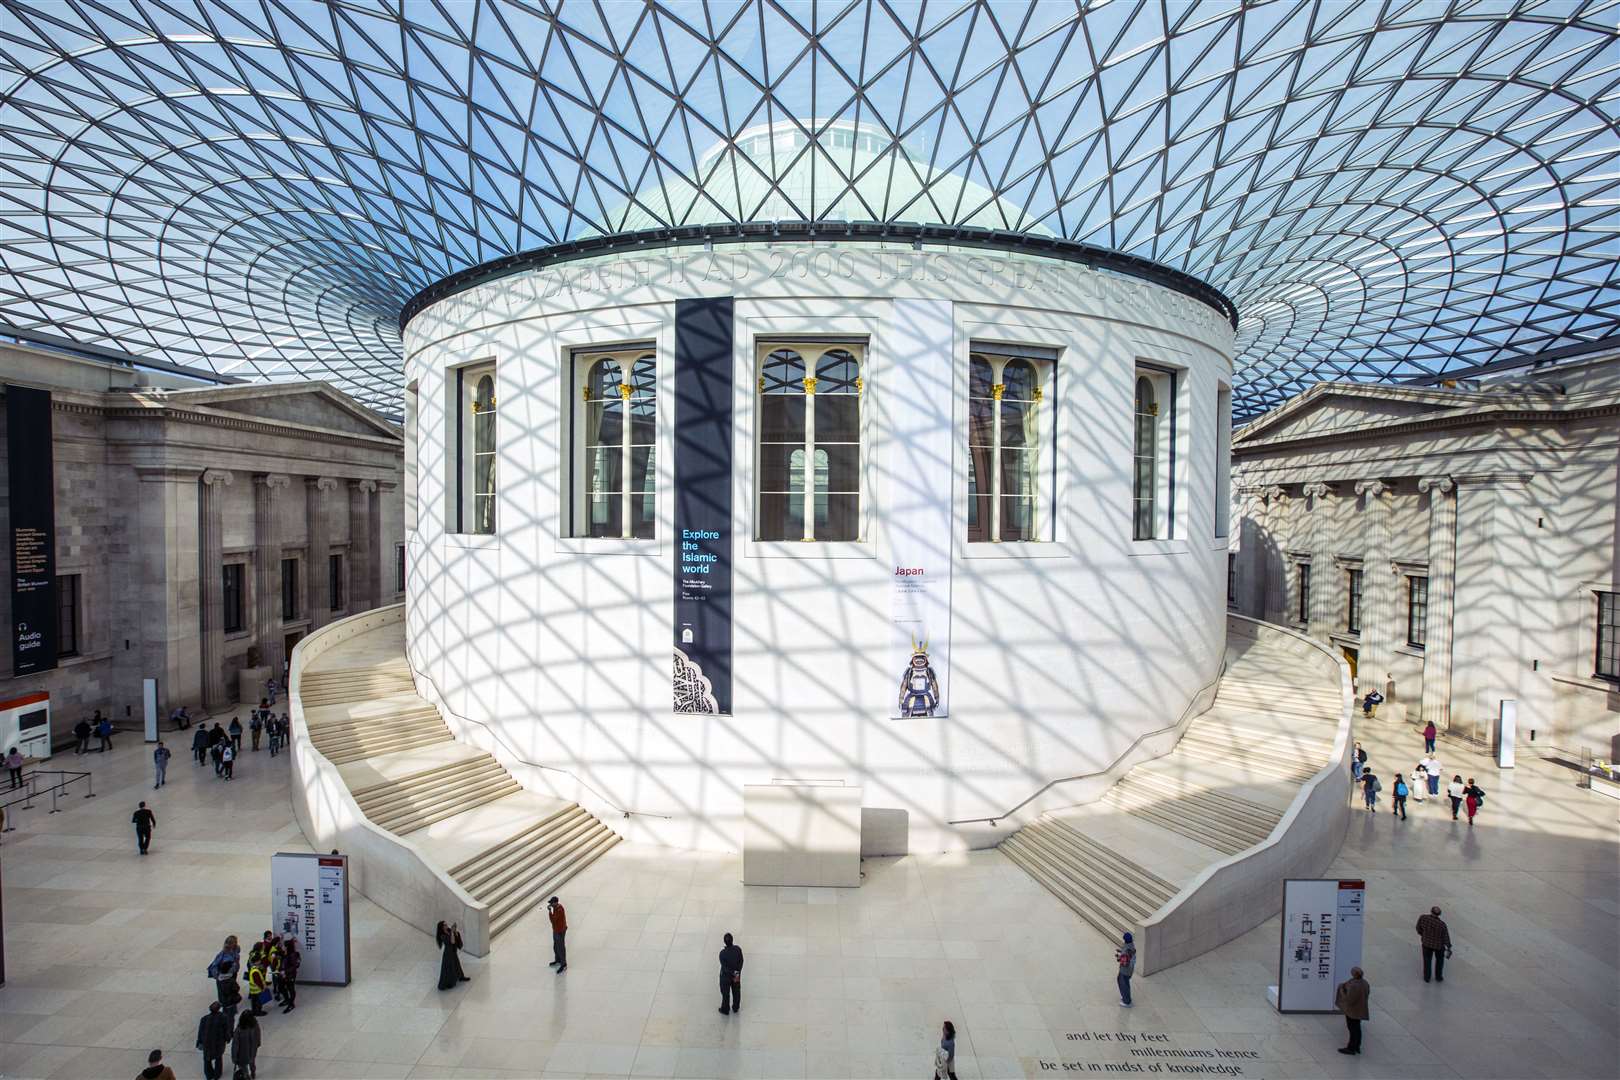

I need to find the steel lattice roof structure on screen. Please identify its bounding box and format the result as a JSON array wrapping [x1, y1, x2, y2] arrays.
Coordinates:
[[1, 1, 1617, 420]]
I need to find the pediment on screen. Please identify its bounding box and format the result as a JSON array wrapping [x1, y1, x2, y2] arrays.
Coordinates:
[[1237, 385, 1470, 445], [167, 384, 400, 440]]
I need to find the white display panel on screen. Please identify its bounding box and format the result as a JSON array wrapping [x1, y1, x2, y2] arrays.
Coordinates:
[[742, 783, 863, 887], [271, 852, 351, 986], [1497, 699, 1517, 768], [1276, 878, 1365, 1013]]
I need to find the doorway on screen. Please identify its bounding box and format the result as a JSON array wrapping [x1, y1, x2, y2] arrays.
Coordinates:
[[283, 632, 304, 682], [1340, 645, 1359, 684]]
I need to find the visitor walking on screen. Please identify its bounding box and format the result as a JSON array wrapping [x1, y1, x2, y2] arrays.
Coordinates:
[[221, 742, 235, 781], [132, 801, 156, 854], [73, 717, 91, 754], [1391, 773, 1408, 819], [936, 1020, 958, 1080], [153, 741, 171, 789], [96, 713, 113, 752], [1464, 778, 1484, 825], [1447, 775, 1466, 819], [1422, 754, 1443, 797], [1360, 768, 1380, 811], [195, 1002, 232, 1080], [250, 710, 263, 751], [436, 921, 469, 989], [209, 723, 226, 774], [192, 724, 210, 765], [266, 715, 281, 758], [5, 746, 23, 789], [1116, 932, 1136, 1007], [1350, 743, 1363, 782], [1422, 719, 1437, 753], [548, 896, 568, 973], [280, 935, 300, 1012], [1416, 906, 1451, 982], [139, 1048, 177, 1080], [228, 716, 243, 752], [718, 932, 744, 1015], [230, 1011, 260, 1079], [1334, 966, 1370, 1055]]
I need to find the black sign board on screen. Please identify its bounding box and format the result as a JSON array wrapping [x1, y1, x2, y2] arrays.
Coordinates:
[[671, 298, 734, 714], [6, 385, 56, 675]]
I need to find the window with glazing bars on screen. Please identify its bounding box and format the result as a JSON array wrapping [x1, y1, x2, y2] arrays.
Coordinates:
[[223, 563, 245, 634], [756, 342, 862, 542], [56, 573, 80, 657], [1346, 567, 1363, 634], [967, 350, 1053, 542], [1297, 562, 1311, 624], [1406, 575, 1428, 647], [1596, 591, 1618, 681], [573, 349, 656, 539]]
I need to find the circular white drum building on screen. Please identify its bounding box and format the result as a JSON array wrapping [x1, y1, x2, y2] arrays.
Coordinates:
[[401, 219, 1236, 854]]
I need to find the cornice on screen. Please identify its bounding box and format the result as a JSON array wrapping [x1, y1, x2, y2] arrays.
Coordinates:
[[1232, 398, 1620, 458], [60, 396, 401, 450]]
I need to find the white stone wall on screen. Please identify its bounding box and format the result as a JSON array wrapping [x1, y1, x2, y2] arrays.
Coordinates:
[[403, 242, 1235, 853]]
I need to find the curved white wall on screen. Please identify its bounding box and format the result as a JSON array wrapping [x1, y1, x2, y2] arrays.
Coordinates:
[[403, 242, 1235, 853]]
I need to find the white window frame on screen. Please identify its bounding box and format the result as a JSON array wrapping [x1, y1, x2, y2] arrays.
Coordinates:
[[567, 344, 659, 541], [447, 359, 497, 536], [1133, 364, 1177, 542], [753, 337, 866, 543], [1214, 383, 1232, 539], [966, 346, 1057, 544]]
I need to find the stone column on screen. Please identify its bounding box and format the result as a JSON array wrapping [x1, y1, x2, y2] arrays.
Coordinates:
[[305, 476, 338, 630], [1418, 476, 1457, 732], [1353, 479, 1394, 698], [1302, 481, 1334, 641], [253, 474, 290, 678], [199, 468, 233, 710], [348, 479, 379, 612]]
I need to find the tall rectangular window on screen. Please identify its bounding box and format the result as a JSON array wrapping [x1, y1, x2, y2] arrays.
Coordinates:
[[328, 553, 344, 612], [756, 340, 862, 542], [1596, 591, 1619, 681], [1296, 562, 1311, 624], [396, 544, 406, 593], [1133, 365, 1176, 540], [1227, 553, 1237, 606], [56, 573, 80, 658], [281, 558, 299, 620], [569, 347, 656, 538], [1346, 568, 1363, 634], [1214, 385, 1232, 537], [222, 563, 245, 634], [1406, 575, 1428, 648], [967, 347, 1056, 543], [449, 362, 496, 534]]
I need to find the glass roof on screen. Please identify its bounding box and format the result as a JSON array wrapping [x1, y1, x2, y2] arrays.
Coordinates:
[[1, 1, 1616, 420]]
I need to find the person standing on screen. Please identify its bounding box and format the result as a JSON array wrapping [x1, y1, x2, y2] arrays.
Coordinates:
[[195, 1001, 233, 1080], [131, 801, 156, 854], [209, 723, 226, 775], [230, 1011, 260, 1079], [1116, 932, 1136, 1007], [280, 935, 300, 1012], [228, 717, 243, 753], [96, 713, 113, 752], [1422, 753, 1443, 798], [250, 710, 263, 752], [1391, 773, 1408, 819], [152, 741, 171, 789], [192, 724, 210, 765], [1409, 764, 1427, 803], [1334, 966, 1370, 1055], [1464, 778, 1484, 825], [1447, 774, 1466, 820], [1422, 720, 1437, 753], [1416, 906, 1451, 982], [1350, 743, 1363, 782], [937, 1019, 958, 1080], [548, 896, 568, 973], [221, 741, 235, 781], [210, 936, 242, 1014], [266, 715, 281, 758], [1360, 768, 1380, 811], [139, 1048, 177, 1080], [5, 746, 23, 789], [436, 921, 469, 989], [73, 717, 92, 754], [718, 932, 743, 1015]]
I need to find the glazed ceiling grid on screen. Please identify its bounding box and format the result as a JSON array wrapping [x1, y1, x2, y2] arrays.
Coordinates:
[[0, 1, 1615, 419]]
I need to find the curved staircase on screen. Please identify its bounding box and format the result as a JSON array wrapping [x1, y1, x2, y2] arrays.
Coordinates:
[[999, 630, 1342, 957], [298, 625, 619, 943]]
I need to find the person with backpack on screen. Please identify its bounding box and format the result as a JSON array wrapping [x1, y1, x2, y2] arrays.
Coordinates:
[[1391, 774, 1409, 819], [1447, 775, 1466, 820], [1464, 778, 1485, 824], [1360, 768, 1380, 811]]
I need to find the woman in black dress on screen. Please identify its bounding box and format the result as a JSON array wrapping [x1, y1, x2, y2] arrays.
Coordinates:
[[436, 921, 470, 989]]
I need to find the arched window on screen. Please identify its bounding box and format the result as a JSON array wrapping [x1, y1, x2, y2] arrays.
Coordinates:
[[449, 361, 495, 536], [1133, 375, 1157, 540], [472, 373, 496, 534], [967, 349, 1053, 542], [757, 343, 862, 541], [575, 349, 657, 539]]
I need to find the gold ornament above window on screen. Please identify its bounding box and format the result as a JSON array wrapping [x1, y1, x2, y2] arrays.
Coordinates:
[[802, 376, 817, 394], [990, 383, 1005, 400]]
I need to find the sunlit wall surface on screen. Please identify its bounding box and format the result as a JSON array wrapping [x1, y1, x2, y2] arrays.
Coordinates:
[[403, 241, 1234, 852], [1, 1, 1616, 420]]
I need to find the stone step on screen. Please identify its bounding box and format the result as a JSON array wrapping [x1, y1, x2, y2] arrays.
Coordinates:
[[307, 714, 447, 747], [353, 756, 507, 816], [1174, 732, 1323, 779], [1103, 784, 1271, 856], [318, 729, 452, 766], [487, 830, 622, 939], [379, 773, 525, 836], [452, 804, 592, 885], [1000, 830, 1161, 945], [466, 812, 603, 907], [1119, 768, 1286, 830]]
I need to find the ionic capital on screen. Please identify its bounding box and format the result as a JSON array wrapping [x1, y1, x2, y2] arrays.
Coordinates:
[[1302, 481, 1334, 502], [307, 475, 340, 493], [256, 473, 291, 490], [1353, 479, 1390, 500], [1258, 484, 1286, 504], [350, 478, 379, 494], [1417, 476, 1454, 496], [201, 469, 233, 487]]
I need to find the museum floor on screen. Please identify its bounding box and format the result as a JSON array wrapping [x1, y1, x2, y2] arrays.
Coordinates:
[[0, 710, 1614, 1080]]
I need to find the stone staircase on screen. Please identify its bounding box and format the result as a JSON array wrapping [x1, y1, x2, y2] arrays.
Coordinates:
[[999, 636, 1341, 949], [298, 645, 619, 943]]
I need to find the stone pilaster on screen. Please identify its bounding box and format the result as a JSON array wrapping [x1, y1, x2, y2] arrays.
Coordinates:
[[1418, 475, 1457, 732], [1353, 479, 1393, 697], [1302, 481, 1334, 640], [135, 467, 203, 713], [348, 479, 379, 612], [199, 468, 233, 710], [1258, 485, 1287, 622], [305, 476, 338, 630], [253, 473, 290, 678]]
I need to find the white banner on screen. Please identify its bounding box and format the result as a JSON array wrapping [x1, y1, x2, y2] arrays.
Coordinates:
[[270, 852, 351, 986], [886, 299, 953, 719], [1276, 878, 1365, 1012]]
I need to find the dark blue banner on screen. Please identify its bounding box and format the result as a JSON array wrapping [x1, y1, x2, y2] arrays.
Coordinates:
[[6, 385, 56, 676], [672, 297, 733, 714]]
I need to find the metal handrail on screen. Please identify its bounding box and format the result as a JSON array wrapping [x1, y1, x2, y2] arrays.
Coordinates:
[[408, 666, 671, 821], [946, 666, 1224, 827], [0, 768, 96, 828]]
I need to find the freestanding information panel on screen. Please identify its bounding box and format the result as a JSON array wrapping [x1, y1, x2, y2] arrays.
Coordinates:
[[271, 853, 351, 986], [1274, 878, 1365, 1012]]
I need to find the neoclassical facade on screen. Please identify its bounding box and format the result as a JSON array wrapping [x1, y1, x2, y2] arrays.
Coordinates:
[[1230, 346, 1620, 758], [1, 344, 405, 740]]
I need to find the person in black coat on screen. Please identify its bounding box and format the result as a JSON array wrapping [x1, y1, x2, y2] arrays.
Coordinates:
[[195, 1001, 233, 1080], [436, 921, 470, 989], [191, 724, 210, 765], [718, 932, 743, 1015]]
